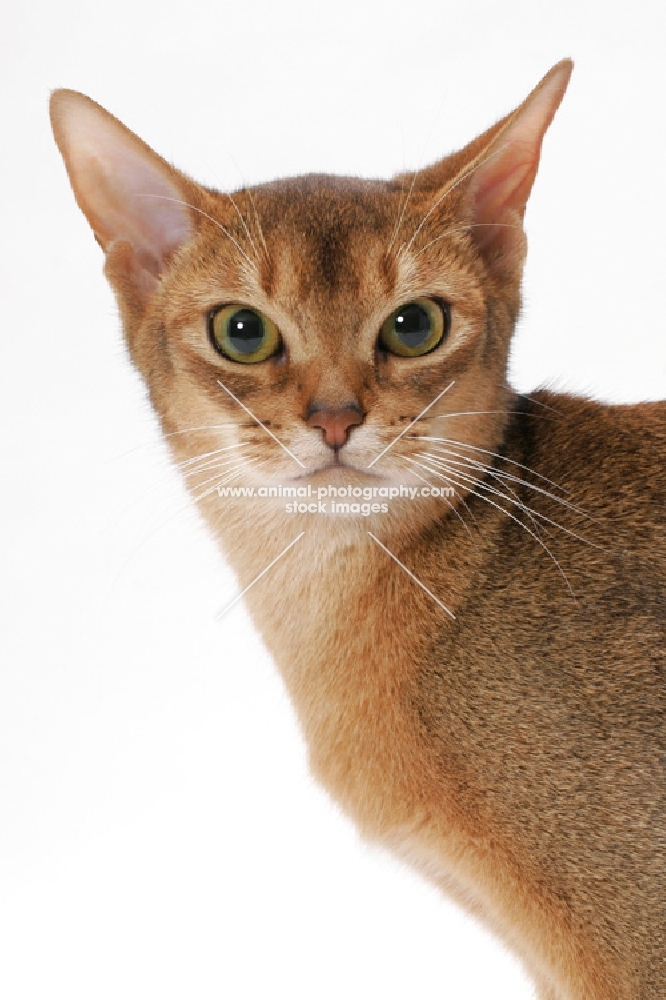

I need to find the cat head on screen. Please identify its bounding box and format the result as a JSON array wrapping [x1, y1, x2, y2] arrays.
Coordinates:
[[50, 62, 571, 542]]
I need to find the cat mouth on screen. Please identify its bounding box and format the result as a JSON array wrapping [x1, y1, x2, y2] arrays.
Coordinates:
[[292, 463, 388, 482]]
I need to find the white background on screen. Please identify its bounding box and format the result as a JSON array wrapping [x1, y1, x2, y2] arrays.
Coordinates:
[[1, 2, 665, 998]]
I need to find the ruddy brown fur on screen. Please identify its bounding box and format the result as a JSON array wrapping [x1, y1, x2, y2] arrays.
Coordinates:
[[50, 62, 665, 998]]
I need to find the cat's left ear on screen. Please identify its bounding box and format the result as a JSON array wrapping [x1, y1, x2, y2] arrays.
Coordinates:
[[50, 90, 195, 309], [438, 60, 573, 277]]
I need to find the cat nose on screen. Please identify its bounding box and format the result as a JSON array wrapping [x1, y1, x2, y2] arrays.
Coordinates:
[[306, 403, 364, 450]]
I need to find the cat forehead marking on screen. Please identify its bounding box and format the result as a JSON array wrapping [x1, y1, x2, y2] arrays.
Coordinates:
[[246, 173, 401, 300]]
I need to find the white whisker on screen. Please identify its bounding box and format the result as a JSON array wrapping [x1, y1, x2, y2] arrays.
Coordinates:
[[217, 379, 306, 469], [368, 531, 455, 620], [367, 381, 455, 468], [176, 442, 249, 472], [500, 386, 565, 417], [222, 190, 261, 265], [429, 409, 545, 421], [399, 144, 507, 258], [100, 463, 266, 619], [400, 457, 476, 539], [427, 445, 589, 519], [192, 461, 268, 503], [184, 457, 260, 489], [423, 461, 576, 598], [424, 450, 547, 540], [135, 193, 259, 272], [413, 222, 522, 259], [245, 186, 271, 265], [420, 451, 606, 557], [385, 95, 449, 258], [386, 171, 421, 258], [419, 436, 569, 493], [107, 425, 242, 462], [217, 531, 305, 620]]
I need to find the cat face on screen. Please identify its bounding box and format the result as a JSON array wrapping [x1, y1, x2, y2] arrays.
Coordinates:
[[50, 61, 571, 539], [143, 175, 497, 489]]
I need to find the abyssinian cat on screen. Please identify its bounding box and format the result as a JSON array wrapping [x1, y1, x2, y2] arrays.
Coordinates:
[[50, 61, 665, 999]]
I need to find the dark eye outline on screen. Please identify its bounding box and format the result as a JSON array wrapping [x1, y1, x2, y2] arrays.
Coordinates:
[[378, 297, 450, 358], [208, 304, 282, 364]]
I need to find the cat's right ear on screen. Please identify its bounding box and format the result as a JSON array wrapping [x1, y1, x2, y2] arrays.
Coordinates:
[[50, 91, 194, 309], [419, 60, 573, 281]]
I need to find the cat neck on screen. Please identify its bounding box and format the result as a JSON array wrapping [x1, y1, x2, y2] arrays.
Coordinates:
[[196, 432, 514, 833]]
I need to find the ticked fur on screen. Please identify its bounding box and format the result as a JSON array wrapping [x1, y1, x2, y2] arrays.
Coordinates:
[[51, 61, 665, 999]]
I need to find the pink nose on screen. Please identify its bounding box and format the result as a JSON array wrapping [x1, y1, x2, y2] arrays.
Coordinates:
[[307, 406, 364, 449]]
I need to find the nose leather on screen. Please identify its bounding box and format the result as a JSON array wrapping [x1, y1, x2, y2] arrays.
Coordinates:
[[307, 406, 364, 449]]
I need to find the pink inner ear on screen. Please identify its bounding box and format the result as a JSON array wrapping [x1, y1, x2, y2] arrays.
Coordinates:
[[470, 140, 536, 229], [80, 150, 192, 275], [52, 92, 192, 277], [466, 62, 572, 240]]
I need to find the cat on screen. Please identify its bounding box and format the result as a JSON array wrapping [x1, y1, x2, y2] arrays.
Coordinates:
[[50, 60, 665, 999]]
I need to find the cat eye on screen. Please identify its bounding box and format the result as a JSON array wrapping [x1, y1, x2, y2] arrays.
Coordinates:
[[378, 298, 449, 358], [209, 305, 282, 363]]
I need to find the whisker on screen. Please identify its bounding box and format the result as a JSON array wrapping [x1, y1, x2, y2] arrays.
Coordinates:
[[182, 457, 259, 487], [135, 194, 259, 272], [385, 93, 450, 259], [418, 436, 569, 493], [192, 459, 269, 503], [180, 457, 247, 481], [367, 380, 455, 469], [413, 222, 522, 259], [103, 445, 249, 542], [244, 186, 271, 265], [121, 444, 253, 515], [428, 445, 596, 545], [222, 190, 261, 265], [429, 450, 549, 541], [176, 442, 249, 472], [162, 423, 241, 438], [190, 465, 258, 503], [399, 143, 507, 258], [422, 453, 565, 530], [386, 170, 421, 259], [427, 445, 589, 519], [217, 378, 306, 469], [423, 461, 576, 598], [100, 457, 267, 624], [419, 452, 607, 556], [224, 149, 272, 267], [500, 386, 566, 417], [108, 424, 242, 462], [400, 456, 476, 539], [428, 409, 557, 425]]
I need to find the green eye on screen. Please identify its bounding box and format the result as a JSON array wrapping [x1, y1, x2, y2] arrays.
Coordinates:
[[379, 298, 448, 357], [209, 305, 281, 363]]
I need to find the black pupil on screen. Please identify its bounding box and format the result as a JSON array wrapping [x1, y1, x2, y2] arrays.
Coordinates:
[[228, 309, 265, 353], [395, 303, 431, 347]]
